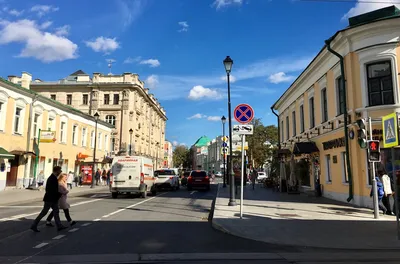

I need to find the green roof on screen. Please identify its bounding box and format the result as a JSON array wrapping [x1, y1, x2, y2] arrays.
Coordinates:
[[194, 136, 211, 147], [349, 5, 400, 27], [0, 147, 14, 159]]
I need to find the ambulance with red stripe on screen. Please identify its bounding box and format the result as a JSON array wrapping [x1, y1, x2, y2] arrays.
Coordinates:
[[110, 156, 157, 199]]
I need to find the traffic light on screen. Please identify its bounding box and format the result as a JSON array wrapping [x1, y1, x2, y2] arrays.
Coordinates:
[[356, 119, 367, 149], [367, 140, 381, 162]]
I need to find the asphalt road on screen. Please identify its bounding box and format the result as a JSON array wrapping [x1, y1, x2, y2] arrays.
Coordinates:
[[0, 182, 398, 264]]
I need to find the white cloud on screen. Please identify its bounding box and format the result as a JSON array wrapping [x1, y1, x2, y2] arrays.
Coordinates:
[[40, 21, 52, 29], [0, 19, 78, 63], [188, 113, 206, 120], [123, 56, 141, 64], [172, 140, 179, 147], [85, 37, 120, 53], [145, 75, 159, 89], [30, 5, 59, 17], [207, 116, 222, 121], [220, 75, 236, 83], [178, 21, 189, 32], [342, 0, 400, 20], [55, 25, 70, 36], [116, 0, 146, 30], [9, 9, 24, 16], [212, 0, 243, 10], [139, 58, 160, 67], [268, 72, 295, 84], [188, 85, 222, 100]]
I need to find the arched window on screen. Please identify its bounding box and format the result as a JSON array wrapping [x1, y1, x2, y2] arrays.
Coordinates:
[[105, 115, 116, 126]]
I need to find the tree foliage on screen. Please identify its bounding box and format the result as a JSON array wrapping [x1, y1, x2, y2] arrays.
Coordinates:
[[246, 118, 278, 168], [172, 145, 191, 169]]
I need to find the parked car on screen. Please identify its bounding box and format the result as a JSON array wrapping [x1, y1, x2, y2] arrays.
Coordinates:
[[187, 170, 210, 191], [181, 171, 190, 186], [257, 172, 268, 183], [154, 169, 180, 191], [215, 171, 223, 178]]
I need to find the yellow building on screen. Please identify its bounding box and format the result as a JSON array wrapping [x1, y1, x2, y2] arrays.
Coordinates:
[[0, 78, 114, 191], [8, 70, 167, 168], [272, 6, 400, 208]]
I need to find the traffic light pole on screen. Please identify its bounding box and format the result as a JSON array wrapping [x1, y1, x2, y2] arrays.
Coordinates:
[[369, 117, 380, 219]]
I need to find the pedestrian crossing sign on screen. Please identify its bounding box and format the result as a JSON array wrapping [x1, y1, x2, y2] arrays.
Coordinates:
[[382, 112, 399, 148]]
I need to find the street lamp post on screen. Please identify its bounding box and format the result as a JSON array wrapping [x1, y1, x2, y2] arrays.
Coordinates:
[[91, 112, 100, 188], [129, 128, 133, 156], [223, 56, 236, 206], [221, 116, 227, 188]]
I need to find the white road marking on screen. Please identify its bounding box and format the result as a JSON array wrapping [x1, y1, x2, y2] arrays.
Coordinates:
[[33, 243, 48, 249], [0, 198, 104, 222], [52, 235, 65, 240], [68, 228, 79, 233], [190, 191, 197, 195], [81, 223, 91, 227], [93, 218, 101, 222]]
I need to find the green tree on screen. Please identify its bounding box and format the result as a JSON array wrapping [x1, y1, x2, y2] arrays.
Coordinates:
[[247, 119, 278, 168], [173, 145, 191, 169]]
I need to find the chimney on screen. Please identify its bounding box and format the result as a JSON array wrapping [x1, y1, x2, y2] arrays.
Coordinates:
[[21, 72, 32, 89]]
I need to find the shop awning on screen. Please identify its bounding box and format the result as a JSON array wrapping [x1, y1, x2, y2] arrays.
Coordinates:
[[0, 147, 15, 159], [10, 150, 36, 156], [292, 142, 319, 154], [101, 157, 113, 164]]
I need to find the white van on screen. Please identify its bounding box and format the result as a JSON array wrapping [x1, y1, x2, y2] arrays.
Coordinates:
[[110, 156, 156, 199]]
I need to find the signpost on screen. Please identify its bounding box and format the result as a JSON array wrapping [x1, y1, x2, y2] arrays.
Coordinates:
[[382, 113, 400, 240], [234, 103, 254, 219]]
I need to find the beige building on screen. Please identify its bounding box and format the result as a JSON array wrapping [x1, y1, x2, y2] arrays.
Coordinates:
[[8, 70, 167, 168], [163, 141, 173, 168], [272, 6, 400, 208], [0, 78, 114, 191]]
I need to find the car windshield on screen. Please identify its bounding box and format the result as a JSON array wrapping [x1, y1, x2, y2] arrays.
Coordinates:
[[155, 170, 174, 176], [191, 171, 207, 177]]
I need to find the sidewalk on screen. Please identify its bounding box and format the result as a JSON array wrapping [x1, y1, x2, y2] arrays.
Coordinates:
[[0, 185, 109, 205], [212, 183, 400, 250]]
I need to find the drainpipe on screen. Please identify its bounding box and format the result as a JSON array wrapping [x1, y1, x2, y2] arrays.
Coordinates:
[[270, 107, 281, 150], [325, 37, 353, 202], [24, 95, 38, 188]]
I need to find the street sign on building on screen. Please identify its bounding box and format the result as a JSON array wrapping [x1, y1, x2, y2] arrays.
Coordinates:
[[39, 131, 56, 143], [234, 104, 254, 124], [233, 124, 254, 135], [382, 112, 399, 148]]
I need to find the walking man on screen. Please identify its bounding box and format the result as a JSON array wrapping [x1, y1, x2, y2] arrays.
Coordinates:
[[30, 166, 67, 232]]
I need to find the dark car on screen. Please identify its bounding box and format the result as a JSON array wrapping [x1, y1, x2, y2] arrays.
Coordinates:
[[187, 170, 210, 191], [181, 171, 190, 186]]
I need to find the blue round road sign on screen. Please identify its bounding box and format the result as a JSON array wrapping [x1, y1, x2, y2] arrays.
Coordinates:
[[234, 104, 254, 124]]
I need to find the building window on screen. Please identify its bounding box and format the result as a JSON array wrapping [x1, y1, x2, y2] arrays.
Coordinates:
[[82, 128, 87, 147], [336, 76, 345, 115], [14, 107, 22, 134], [98, 132, 102, 149], [113, 94, 119, 105], [286, 116, 289, 140], [33, 113, 40, 138], [82, 94, 88, 105], [60, 122, 66, 143], [72, 125, 77, 145], [325, 154, 331, 182], [341, 152, 348, 183], [292, 111, 296, 137], [105, 115, 116, 126], [50, 94, 56, 100], [90, 131, 95, 148], [111, 138, 115, 152], [48, 117, 54, 131], [309, 97, 315, 128], [299, 105, 304, 133], [321, 88, 328, 122], [0, 102, 4, 131], [104, 135, 108, 151], [367, 61, 394, 106], [281, 120, 284, 142], [66, 94, 72, 105], [104, 94, 110, 105]]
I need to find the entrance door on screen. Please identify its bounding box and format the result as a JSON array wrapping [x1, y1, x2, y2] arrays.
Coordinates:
[[6, 156, 19, 186]]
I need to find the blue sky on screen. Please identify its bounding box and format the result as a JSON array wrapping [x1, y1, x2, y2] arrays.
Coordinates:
[[0, 0, 395, 147]]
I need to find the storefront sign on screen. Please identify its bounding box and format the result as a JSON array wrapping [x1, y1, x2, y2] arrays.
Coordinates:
[[322, 137, 345, 150], [39, 131, 56, 143]]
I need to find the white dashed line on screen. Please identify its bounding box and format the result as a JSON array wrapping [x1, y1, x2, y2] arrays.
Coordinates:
[[52, 235, 65, 240], [93, 218, 101, 222], [81, 223, 91, 227], [68, 228, 79, 233], [33, 242, 48, 249], [190, 191, 197, 195]]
